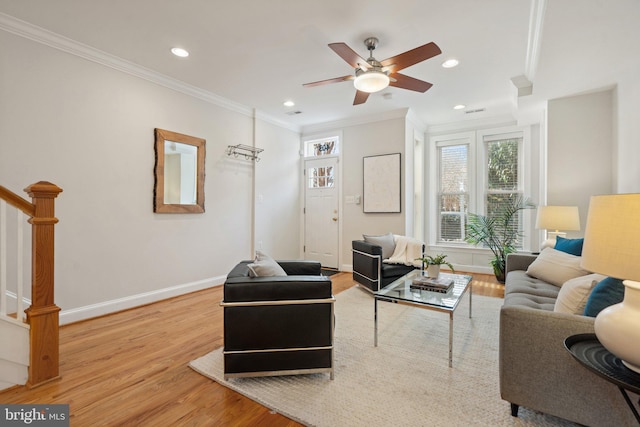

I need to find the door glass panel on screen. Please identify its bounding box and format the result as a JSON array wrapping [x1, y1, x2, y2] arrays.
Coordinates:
[[308, 166, 334, 188], [304, 137, 339, 157]]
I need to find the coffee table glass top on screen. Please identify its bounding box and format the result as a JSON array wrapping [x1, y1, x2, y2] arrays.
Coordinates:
[[375, 270, 473, 311]]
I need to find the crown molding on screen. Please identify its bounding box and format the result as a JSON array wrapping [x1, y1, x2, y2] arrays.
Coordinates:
[[525, 0, 547, 80], [426, 114, 517, 136], [0, 12, 298, 133], [301, 108, 409, 134], [405, 109, 427, 133], [254, 110, 301, 133]]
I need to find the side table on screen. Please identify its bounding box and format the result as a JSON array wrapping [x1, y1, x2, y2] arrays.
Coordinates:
[[564, 333, 640, 424]]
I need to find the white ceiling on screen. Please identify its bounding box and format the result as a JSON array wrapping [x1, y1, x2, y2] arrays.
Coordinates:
[[1, 0, 638, 130]]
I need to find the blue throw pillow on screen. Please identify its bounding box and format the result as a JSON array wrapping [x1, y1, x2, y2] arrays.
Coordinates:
[[554, 237, 584, 256], [583, 277, 625, 317]]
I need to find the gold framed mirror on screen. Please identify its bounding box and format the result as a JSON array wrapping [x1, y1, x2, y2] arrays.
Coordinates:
[[154, 128, 205, 213]]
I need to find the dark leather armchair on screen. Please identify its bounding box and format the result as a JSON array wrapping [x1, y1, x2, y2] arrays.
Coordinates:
[[352, 240, 424, 292], [221, 260, 334, 379]]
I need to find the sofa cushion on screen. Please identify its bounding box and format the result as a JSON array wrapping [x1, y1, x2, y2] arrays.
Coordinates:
[[224, 277, 332, 302], [363, 233, 396, 260], [554, 273, 605, 315], [503, 292, 557, 311], [583, 277, 625, 317], [505, 271, 561, 299], [526, 248, 589, 287], [503, 270, 559, 311], [554, 236, 584, 256], [381, 263, 415, 278], [247, 250, 287, 277]]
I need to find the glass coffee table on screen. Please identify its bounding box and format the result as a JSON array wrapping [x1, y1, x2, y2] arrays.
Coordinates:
[[374, 270, 473, 367]]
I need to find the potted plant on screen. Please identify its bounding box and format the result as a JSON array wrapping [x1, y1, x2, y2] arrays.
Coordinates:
[[416, 254, 455, 278], [464, 195, 535, 283]]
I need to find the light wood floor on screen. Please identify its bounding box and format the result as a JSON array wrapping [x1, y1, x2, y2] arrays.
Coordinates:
[[0, 271, 502, 426]]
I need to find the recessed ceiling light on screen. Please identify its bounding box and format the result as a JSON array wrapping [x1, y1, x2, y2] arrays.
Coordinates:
[[171, 47, 189, 58], [442, 59, 459, 68], [283, 100, 295, 107], [453, 104, 466, 110]]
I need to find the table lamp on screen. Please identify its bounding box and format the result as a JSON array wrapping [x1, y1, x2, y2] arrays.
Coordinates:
[[535, 205, 581, 250], [581, 194, 640, 373]]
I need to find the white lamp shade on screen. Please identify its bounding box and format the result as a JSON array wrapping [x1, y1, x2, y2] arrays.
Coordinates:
[[535, 206, 581, 231], [353, 71, 389, 93], [581, 194, 640, 281]]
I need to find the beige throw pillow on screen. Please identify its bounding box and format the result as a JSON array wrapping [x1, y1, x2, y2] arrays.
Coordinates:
[[526, 248, 590, 287], [554, 273, 606, 314], [363, 233, 396, 260], [247, 250, 287, 277]]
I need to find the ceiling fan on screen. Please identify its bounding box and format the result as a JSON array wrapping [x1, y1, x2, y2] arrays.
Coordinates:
[[303, 37, 441, 105]]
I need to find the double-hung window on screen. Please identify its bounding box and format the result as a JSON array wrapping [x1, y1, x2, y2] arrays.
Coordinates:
[[483, 132, 524, 246], [438, 142, 469, 242], [434, 133, 474, 243], [431, 127, 528, 247]]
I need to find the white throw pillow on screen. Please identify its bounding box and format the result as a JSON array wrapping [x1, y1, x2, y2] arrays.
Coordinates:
[[247, 250, 287, 277], [554, 273, 606, 314], [526, 248, 590, 287]]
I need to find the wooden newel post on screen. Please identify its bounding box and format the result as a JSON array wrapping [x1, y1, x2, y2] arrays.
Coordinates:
[[24, 181, 63, 388]]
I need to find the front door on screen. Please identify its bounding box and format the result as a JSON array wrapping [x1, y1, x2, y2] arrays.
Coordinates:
[[304, 157, 339, 269]]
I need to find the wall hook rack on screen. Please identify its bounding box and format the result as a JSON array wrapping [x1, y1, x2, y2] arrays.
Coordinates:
[[226, 144, 264, 162]]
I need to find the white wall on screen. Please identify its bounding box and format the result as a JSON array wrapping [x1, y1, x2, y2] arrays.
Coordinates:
[[305, 113, 408, 270], [615, 73, 640, 193], [342, 117, 407, 269], [0, 30, 300, 322], [547, 89, 614, 236], [254, 119, 301, 258]]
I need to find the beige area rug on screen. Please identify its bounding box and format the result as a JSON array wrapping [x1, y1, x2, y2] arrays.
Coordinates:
[[190, 286, 576, 426]]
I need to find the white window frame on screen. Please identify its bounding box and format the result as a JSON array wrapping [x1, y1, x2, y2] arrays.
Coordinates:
[[429, 132, 475, 246], [303, 135, 340, 159], [476, 127, 528, 216], [429, 126, 531, 249]]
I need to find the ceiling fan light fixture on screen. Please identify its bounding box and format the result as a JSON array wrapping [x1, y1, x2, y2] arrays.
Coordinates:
[[353, 71, 390, 93]]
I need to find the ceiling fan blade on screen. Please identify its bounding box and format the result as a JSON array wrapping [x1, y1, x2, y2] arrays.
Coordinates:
[[329, 43, 371, 70], [380, 42, 441, 72], [303, 75, 354, 87], [389, 73, 433, 92], [353, 90, 370, 105]]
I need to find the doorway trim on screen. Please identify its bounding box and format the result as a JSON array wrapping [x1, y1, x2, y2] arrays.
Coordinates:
[[300, 130, 343, 269]]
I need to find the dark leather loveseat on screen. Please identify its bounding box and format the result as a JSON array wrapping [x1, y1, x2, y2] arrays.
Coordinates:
[[221, 260, 335, 380], [352, 240, 424, 292]]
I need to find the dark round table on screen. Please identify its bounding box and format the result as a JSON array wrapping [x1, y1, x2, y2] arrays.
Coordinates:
[[565, 333, 640, 424]]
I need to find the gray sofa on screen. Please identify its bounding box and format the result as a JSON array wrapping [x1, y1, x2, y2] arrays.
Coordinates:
[[500, 253, 638, 426]]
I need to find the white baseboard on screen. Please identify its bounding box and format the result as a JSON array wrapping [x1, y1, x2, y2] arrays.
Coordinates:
[[342, 263, 492, 275], [59, 275, 226, 325], [451, 264, 493, 275]]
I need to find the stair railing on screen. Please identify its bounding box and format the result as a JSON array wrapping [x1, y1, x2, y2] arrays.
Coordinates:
[[0, 181, 62, 387]]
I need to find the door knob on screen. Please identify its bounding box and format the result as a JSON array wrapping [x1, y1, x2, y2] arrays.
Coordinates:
[[332, 217, 338, 221]]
